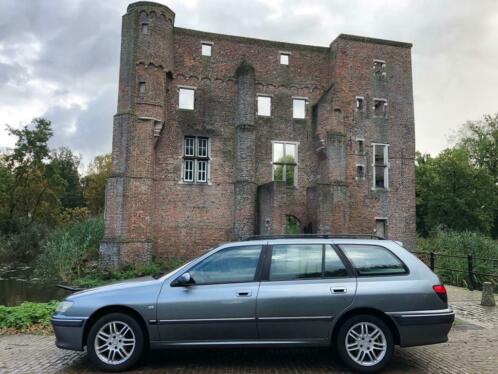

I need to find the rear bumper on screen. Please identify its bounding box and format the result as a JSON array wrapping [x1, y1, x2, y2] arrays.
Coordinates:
[[388, 308, 455, 347], [51, 316, 87, 351]]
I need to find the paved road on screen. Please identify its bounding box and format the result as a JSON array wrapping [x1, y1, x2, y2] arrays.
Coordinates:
[[1, 285, 496, 373]]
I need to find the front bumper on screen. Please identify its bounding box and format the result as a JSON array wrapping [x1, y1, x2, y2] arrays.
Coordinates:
[[388, 308, 455, 347], [51, 316, 88, 351]]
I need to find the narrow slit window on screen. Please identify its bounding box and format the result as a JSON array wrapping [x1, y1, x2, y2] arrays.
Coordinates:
[[179, 88, 195, 110], [138, 82, 146, 94], [355, 97, 364, 111], [293, 98, 306, 119], [257, 96, 272, 117], [141, 23, 149, 34], [356, 165, 365, 179], [357, 139, 364, 154], [372, 143, 389, 189]]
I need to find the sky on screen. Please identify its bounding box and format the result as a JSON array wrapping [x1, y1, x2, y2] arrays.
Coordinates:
[[0, 0, 497, 168]]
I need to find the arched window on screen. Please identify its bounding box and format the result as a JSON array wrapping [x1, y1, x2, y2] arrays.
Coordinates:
[[284, 215, 301, 234]]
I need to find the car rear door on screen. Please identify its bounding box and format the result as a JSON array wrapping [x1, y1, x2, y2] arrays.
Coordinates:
[[156, 244, 265, 342], [256, 241, 357, 341]]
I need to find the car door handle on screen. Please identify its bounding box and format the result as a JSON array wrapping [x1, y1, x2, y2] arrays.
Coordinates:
[[331, 287, 347, 294], [236, 290, 252, 297]]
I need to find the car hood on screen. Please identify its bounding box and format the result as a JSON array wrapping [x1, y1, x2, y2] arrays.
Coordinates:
[[67, 276, 160, 299]]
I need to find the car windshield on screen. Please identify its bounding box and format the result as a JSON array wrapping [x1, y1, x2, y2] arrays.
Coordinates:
[[153, 246, 219, 279]]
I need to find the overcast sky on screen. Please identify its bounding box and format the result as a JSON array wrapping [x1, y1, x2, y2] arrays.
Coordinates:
[[1, 0, 497, 167]]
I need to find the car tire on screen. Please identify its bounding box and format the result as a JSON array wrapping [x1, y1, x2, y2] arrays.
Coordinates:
[[87, 313, 145, 372], [336, 314, 394, 373]]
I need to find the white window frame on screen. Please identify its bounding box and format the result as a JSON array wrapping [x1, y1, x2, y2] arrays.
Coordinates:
[[292, 97, 307, 119], [182, 136, 210, 184], [201, 41, 213, 57], [257, 95, 272, 117], [280, 52, 290, 65], [178, 86, 196, 110], [372, 143, 389, 190], [271, 140, 299, 187]]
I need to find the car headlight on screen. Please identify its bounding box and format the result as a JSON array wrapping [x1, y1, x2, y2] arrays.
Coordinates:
[[55, 301, 73, 313]]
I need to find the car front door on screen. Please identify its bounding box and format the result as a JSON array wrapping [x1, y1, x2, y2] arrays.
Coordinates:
[[256, 242, 357, 341], [156, 244, 264, 342]]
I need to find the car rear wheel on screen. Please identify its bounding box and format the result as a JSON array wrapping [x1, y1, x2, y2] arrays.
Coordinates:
[[87, 313, 144, 372], [336, 314, 394, 373]]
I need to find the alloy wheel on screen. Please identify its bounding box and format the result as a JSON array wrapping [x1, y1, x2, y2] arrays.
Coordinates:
[[344, 321, 387, 367], [94, 321, 136, 365]]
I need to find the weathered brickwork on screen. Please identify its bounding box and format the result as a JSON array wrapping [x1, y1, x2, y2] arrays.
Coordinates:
[[100, 1, 416, 266]]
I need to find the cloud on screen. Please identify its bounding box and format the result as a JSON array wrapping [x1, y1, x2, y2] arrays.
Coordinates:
[[1, 0, 498, 165]]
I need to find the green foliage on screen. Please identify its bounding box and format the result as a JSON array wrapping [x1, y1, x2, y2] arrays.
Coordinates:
[[273, 155, 296, 186], [34, 216, 104, 282], [49, 147, 85, 209], [1, 119, 64, 232], [417, 230, 498, 289], [416, 148, 496, 236], [0, 301, 57, 329], [73, 259, 185, 288], [0, 220, 50, 263], [82, 154, 112, 214]]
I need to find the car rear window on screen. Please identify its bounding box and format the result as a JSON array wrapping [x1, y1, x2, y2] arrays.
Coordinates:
[[339, 244, 408, 276]]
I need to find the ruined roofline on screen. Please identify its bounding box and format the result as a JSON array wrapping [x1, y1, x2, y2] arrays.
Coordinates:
[[174, 27, 330, 53], [336, 34, 413, 48], [174, 28, 412, 51]]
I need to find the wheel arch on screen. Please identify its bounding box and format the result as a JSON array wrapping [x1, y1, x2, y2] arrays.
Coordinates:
[[331, 307, 400, 346], [82, 305, 150, 348]]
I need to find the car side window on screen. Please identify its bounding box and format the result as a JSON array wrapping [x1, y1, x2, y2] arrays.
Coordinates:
[[189, 245, 262, 285], [324, 245, 349, 277], [339, 244, 408, 276], [269, 244, 322, 281]]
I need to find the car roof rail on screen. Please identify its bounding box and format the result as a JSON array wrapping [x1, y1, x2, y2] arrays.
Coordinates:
[[242, 233, 385, 241]]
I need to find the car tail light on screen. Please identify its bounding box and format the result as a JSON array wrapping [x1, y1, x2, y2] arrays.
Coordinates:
[[433, 284, 448, 304]]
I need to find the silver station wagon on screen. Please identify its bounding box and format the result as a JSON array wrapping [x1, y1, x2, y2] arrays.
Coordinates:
[[52, 235, 454, 373]]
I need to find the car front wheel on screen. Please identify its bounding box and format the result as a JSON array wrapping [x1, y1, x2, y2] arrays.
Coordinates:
[[87, 313, 144, 372], [336, 314, 394, 373]]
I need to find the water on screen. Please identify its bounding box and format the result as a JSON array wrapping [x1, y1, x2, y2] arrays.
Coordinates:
[[0, 265, 71, 306]]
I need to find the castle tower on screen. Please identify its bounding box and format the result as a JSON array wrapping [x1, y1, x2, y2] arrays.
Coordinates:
[[233, 61, 257, 239], [100, 1, 175, 268]]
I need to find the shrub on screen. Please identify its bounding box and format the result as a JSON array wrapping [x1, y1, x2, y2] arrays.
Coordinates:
[[73, 258, 185, 288], [34, 215, 104, 282], [0, 301, 57, 330], [0, 219, 50, 263], [417, 230, 498, 289]]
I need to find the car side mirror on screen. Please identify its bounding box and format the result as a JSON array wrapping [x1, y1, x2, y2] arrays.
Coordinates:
[[172, 272, 192, 287]]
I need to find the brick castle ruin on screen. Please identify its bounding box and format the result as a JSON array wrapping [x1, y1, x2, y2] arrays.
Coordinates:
[[100, 1, 416, 267]]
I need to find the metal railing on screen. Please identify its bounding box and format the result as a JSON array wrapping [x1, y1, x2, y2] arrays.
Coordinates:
[[412, 251, 498, 290]]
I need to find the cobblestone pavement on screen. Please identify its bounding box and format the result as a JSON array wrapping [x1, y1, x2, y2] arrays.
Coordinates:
[[1, 286, 496, 374]]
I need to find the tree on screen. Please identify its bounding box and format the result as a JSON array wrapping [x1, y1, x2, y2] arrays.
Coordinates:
[[1, 118, 64, 232], [457, 113, 498, 236], [49, 147, 85, 209], [83, 154, 112, 214], [416, 148, 496, 236]]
